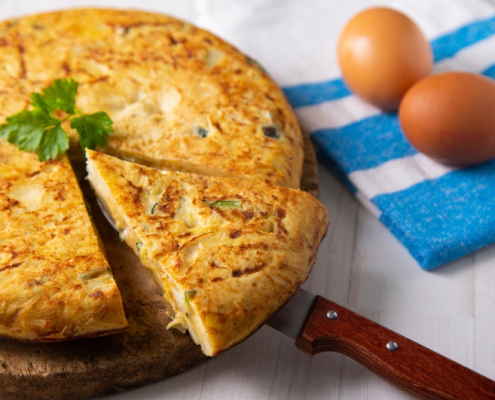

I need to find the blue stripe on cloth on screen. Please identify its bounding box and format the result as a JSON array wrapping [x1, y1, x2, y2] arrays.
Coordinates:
[[282, 78, 351, 108], [482, 63, 495, 78], [310, 113, 417, 174], [283, 14, 495, 108], [431, 15, 495, 62], [372, 159, 495, 270]]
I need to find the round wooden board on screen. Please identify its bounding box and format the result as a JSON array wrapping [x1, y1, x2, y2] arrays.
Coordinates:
[[0, 131, 319, 400]]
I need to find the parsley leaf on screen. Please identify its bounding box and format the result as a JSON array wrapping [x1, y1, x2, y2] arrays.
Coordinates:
[[39, 125, 69, 161], [8, 107, 59, 127], [70, 112, 113, 150], [0, 108, 61, 159], [0, 78, 112, 161], [38, 77, 78, 114]]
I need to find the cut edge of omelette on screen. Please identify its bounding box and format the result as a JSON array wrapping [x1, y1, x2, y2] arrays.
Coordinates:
[[0, 141, 128, 342], [86, 149, 328, 356]]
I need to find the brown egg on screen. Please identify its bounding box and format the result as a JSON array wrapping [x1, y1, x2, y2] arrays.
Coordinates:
[[337, 7, 433, 111], [399, 72, 495, 166]]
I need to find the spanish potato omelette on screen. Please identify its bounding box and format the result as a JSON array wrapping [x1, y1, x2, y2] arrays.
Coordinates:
[[86, 150, 328, 356], [0, 7, 324, 355], [0, 142, 128, 341], [0, 8, 304, 188]]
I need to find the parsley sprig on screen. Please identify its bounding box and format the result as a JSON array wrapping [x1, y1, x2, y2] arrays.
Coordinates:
[[0, 78, 113, 161]]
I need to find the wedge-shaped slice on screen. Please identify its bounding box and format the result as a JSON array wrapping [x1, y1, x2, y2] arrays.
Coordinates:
[[86, 150, 328, 356], [0, 142, 128, 341]]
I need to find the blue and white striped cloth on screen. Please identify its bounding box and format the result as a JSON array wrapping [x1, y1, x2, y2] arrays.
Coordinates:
[[284, 15, 495, 270], [199, 0, 495, 269]]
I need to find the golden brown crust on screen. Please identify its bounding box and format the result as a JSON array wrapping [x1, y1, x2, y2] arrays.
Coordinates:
[[86, 150, 328, 355], [0, 8, 303, 188], [0, 142, 128, 341]]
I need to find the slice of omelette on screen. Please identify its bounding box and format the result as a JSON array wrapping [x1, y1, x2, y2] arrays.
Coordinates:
[[0, 141, 128, 341], [86, 150, 328, 356], [0, 8, 303, 188]]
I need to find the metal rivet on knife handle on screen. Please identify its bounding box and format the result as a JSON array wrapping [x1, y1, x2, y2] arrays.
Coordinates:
[[326, 310, 338, 320], [386, 341, 399, 351]]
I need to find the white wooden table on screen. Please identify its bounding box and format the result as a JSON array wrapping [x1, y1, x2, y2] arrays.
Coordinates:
[[2, 1, 495, 398]]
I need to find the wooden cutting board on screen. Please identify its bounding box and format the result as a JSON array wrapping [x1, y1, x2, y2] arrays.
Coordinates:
[[0, 131, 319, 400]]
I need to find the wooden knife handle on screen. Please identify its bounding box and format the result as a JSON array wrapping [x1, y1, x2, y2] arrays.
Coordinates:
[[295, 296, 495, 399]]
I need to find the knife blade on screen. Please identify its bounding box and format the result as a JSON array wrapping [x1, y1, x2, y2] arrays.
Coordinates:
[[268, 289, 495, 399], [98, 199, 495, 399], [266, 287, 315, 340]]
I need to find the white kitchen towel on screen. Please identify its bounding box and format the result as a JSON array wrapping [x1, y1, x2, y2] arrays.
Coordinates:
[[197, 0, 495, 269]]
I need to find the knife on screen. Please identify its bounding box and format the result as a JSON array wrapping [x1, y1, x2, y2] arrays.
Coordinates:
[[97, 200, 495, 399], [268, 288, 495, 399]]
